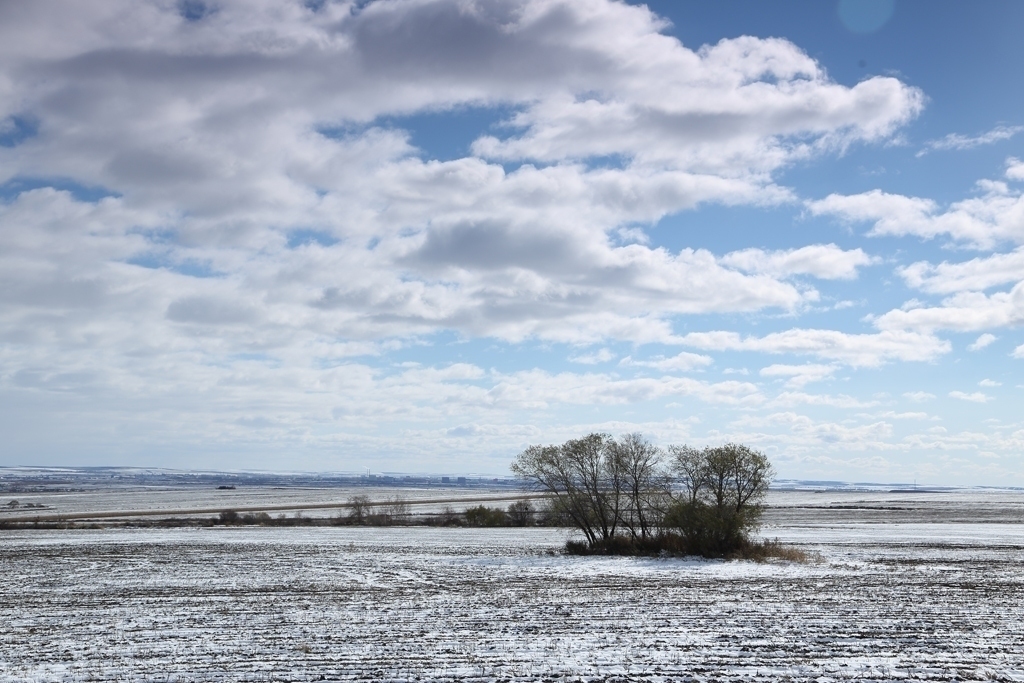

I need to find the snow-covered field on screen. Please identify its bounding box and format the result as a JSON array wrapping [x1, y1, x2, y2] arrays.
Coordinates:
[[0, 484, 523, 521], [2, 494, 1023, 681]]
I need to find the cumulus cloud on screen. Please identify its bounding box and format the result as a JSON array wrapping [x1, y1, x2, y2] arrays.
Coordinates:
[[0, 0, 960, 469], [873, 281, 1024, 333], [899, 248, 1024, 294], [881, 240, 1024, 337], [808, 184, 1024, 249], [1007, 157, 1024, 181], [903, 391, 936, 402], [720, 244, 875, 280], [1, 0, 923, 196], [473, 37, 921, 171], [969, 334, 998, 351], [0, 0, 926, 362]]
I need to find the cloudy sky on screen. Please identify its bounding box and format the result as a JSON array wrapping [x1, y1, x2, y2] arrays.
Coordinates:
[[1, 0, 1022, 484]]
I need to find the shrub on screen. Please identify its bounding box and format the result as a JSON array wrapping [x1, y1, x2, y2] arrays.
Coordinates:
[[240, 512, 272, 525], [218, 510, 240, 525], [346, 495, 373, 524], [506, 499, 534, 526], [663, 443, 773, 556], [376, 496, 410, 525], [463, 505, 507, 527], [729, 538, 815, 563], [217, 510, 279, 526], [427, 505, 462, 526]]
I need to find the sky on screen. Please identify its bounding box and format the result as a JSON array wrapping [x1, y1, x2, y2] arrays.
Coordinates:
[[1, 0, 1022, 484]]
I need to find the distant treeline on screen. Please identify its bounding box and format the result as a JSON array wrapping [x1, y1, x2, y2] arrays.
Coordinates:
[[0, 497, 544, 530], [210, 496, 543, 528]]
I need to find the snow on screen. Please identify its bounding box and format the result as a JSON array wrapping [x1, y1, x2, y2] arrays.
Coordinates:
[[2, 496, 1023, 681]]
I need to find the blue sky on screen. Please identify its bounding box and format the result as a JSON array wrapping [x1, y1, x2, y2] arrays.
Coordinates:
[[1, 0, 1022, 484]]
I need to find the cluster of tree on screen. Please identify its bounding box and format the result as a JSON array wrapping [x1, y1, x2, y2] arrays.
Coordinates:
[[511, 433, 774, 557], [215, 510, 317, 526], [343, 495, 412, 526], [344, 497, 537, 527], [462, 500, 535, 527]]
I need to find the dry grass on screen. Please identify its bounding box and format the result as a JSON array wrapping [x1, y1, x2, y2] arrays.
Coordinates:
[[731, 538, 818, 563], [565, 533, 815, 563]]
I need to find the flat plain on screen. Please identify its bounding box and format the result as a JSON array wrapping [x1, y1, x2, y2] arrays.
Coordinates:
[[1, 488, 1023, 682]]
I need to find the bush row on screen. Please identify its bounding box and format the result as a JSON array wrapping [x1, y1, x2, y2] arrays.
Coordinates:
[[209, 498, 543, 527]]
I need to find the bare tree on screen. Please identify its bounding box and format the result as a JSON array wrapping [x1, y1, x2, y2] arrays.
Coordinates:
[[436, 505, 460, 526], [609, 433, 665, 541], [563, 433, 622, 542], [506, 499, 533, 526], [512, 442, 599, 545], [668, 445, 707, 504], [346, 494, 373, 524], [379, 496, 410, 525], [511, 434, 623, 546]]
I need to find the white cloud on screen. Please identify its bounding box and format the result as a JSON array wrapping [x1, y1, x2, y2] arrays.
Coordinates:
[[470, 33, 922, 172], [807, 183, 1024, 249], [1014, 344, 1024, 359], [0, 0, 925, 356], [759, 363, 838, 388], [899, 248, 1024, 294], [720, 244, 875, 280], [485, 369, 763, 408], [727, 412, 895, 450], [873, 281, 1024, 333], [978, 379, 1001, 387], [568, 348, 615, 365], [0, 0, 964, 471], [903, 391, 935, 402], [768, 392, 877, 409], [969, 334, 998, 351], [949, 391, 992, 403], [0, 0, 923, 196], [869, 411, 934, 420], [1007, 157, 1024, 181], [620, 351, 713, 372], [680, 328, 949, 367], [917, 125, 1024, 156], [0, 152, 822, 351], [902, 428, 1024, 458]]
